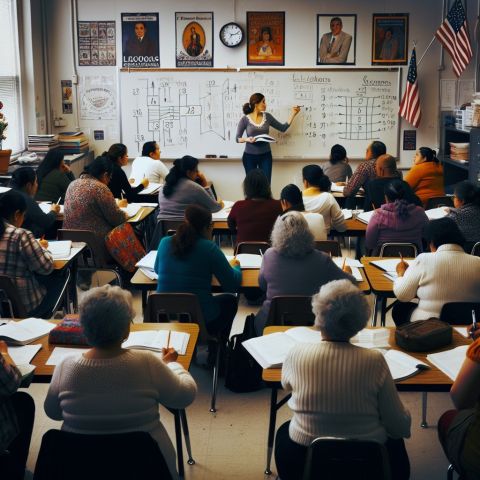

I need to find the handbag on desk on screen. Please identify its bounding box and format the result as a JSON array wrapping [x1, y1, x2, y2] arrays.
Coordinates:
[[395, 318, 452, 352], [105, 222, 146, 272]]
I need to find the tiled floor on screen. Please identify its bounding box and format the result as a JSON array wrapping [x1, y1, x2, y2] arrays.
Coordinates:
[[22, 243, 457, 479]]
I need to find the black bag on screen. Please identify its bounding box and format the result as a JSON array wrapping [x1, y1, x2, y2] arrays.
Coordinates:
[[224, 313, 263, 393], [395, 318, 453, 352]]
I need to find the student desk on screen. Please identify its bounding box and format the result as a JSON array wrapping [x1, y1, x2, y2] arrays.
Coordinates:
[[261, 325, 471, 475], [30, 321, 199, 477]]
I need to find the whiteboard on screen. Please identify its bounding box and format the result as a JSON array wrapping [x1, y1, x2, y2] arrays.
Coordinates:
[[120, 68, 400, 159]]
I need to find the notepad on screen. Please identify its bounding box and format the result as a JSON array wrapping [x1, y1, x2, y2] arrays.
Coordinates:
[[381, 349, 429, 381], [0, 318, 56, 345], [341, 208, 352, 219], [8, 344, 42, 365], [242, 327, 323, 369], [121, 204, 143, 218], [426, 345, 469, 381], [47, 240, 72, 260], [225, 254, 262, 269], [138, 182, 162, 194], [356, 210, 375, 224], [122, 330, 190, 355], [370, 258, 412, 278], [46, 347, 85, 365], [254, 134, 276, 143], [425, 207, 449, 220]]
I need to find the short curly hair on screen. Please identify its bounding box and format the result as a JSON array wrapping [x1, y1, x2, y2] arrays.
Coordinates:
[[270, 211, 314, 258], [312, 279, 370, 340]]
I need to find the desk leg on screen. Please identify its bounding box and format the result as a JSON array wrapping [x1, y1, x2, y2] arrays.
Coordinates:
[[173, 410, 184, 478], [180, 409, 195, 465], [371, 295, 379, 327], [421, 392, 428, 428], [380, 296, 387, 327], [142, 290, 147, 317], [265, 387, 278, 475]]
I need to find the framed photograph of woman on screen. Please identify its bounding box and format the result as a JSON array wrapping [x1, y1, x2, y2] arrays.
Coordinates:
[[247, 11, 285, 66], [175, 12, 213, 67], [317, 14, 356, 65], [372, 14, 408, 65]]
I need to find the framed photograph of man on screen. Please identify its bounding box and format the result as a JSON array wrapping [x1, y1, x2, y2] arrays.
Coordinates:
[[121, 13, 160, 68], [317, 14, 356, 65], [175, 12, 213, 67], [247, 11, 285, 66], [372, 14, 408, 65]]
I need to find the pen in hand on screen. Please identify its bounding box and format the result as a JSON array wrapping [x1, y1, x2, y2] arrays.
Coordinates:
[[471, 309, 477, 339], [259, 249, 263, 257]]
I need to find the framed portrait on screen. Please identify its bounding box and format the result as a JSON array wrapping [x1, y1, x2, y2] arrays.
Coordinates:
[[247, 11, 285, 66], [175, 12, 213, 67], [372, 14, 409, 65], [317, 14, 356, 65]]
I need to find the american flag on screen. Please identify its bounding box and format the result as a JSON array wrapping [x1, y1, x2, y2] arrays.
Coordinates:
[[399, 48, 421, 128], [435, 0, 473, 77]]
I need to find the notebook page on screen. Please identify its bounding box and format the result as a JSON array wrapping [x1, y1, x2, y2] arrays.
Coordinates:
[[427, 345, 469, 381], [8, 344, 42, 365], [242, 332, 297, 369], [46, 347, 85, 365], [0, 318, 56, 344], [169, 331, 190, 355], [136, 250, 157, 270]]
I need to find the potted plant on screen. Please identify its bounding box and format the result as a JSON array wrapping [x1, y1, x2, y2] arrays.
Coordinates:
[[0, 101, 11, 173]]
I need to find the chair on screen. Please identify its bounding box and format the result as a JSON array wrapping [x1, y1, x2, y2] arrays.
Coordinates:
[[235, 241, 270, 255], [145, 292, 222, 413], [149, 219, 184, 250], [33, 430, 172, 480], [425, 196, 454, 209], [440, 302, 480, 325], [303, 437, 391, 480], [379, 242, 418, 258], [57, 229, 123, 287], [0, 275, 28, 318], [314, 240, 342, 256], [266, 295, 314, 327], [471, 242, 480, 257]]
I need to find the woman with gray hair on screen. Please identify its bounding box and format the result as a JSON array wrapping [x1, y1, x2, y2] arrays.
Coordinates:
[[44, 285, 197, 479], [254, 211, 353, 335], [275, 279, 411, 480]]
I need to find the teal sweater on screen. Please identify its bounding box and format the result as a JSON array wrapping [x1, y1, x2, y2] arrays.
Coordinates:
[[154, 236, 242, 322]]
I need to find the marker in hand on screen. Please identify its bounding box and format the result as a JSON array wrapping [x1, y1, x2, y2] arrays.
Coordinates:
[[471, 309, 478, 339]]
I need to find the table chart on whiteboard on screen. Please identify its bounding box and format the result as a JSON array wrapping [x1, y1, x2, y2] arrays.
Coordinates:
[[120, 69, 400, 159]]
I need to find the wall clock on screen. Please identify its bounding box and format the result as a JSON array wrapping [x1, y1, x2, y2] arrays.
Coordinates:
[[219, 22, 244, 48]]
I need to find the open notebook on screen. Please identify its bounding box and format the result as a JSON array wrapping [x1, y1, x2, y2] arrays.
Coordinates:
[[121, 204, 143, 218], [225, 254, 262, 269], [0, 318, 56, 345], [122, 330, 190, 355], [135, 251, 158, 280], [426, 345, 469, 381], [370, 258, 412, 281]]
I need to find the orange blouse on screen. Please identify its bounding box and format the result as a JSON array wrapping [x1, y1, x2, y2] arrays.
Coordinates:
[[404, 162, 444, 207]]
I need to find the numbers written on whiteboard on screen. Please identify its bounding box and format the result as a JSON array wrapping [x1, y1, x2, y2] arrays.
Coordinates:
[[135, 134, 144, 142], [133, 108, 143, 117]]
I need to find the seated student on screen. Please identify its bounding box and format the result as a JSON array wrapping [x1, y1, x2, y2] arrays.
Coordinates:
[[104, 143, 149, 203], [35, 149, 75, 203], [254, 212, 354, 335], [158, 156, 222, 220], [438, 325, 480, 479], [130, 141, 169, 185], [280, 184, 327, 241], [44, 285, 197, 480], [392, 218, 480, 326], [9, 167, 60, 238], [365, 180, 429, 255], [302, 164, 346, 233], [228, 170, 282, 245], [447, 180, 480, 248], [155, 205, 241, 337], [404, 147, 444, 207], [275, 280, 411, 480], [0, 190, 67, 317], [364, 154, 421, 211], [322, 144, 353, 183], [0, 341, 35, 480]]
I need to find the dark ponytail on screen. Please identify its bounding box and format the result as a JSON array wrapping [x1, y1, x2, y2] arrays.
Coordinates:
[[163, 155, 199, 198], [385, 180, 411, 220], [330, 144, 347, 165], [302, 164, 332, 192], [9, 167, 37, 190], [419, 147, 439, 164], [242, 93, 264, 115], [103, 143, 127, 164], [454, 180, 480, 207], [280, 184, 305, 211], [0, 190, 27, 235], [171, 204, 212, 257], [84, 156, 114, 180]]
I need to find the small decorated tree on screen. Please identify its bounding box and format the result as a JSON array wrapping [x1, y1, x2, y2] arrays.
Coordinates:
[[0, 102, 7, 150]]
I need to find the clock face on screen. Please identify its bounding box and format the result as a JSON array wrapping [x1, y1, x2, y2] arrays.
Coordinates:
[[219, 23, 244, 48]]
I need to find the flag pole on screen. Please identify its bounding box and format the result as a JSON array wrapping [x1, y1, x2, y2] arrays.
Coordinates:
[[417, 36, 437, 66]]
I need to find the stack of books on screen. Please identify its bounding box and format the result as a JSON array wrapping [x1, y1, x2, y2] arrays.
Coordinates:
[[449, 142, 469, 162], [58, 131, 89, 154], [27, 134, 59, 152]]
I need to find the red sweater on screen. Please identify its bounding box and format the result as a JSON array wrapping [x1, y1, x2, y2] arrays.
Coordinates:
[[227, 198, 282, 245]]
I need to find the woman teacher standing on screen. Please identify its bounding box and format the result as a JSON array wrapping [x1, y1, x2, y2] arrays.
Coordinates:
[[236, 93, 300, 183]]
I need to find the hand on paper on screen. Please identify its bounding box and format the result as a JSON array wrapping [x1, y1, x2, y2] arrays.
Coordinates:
[[396, 260, 409, 277], [162, 347, 178, 363], [141, 177, 149, 188], [39, 239, 49, 249], [51, 204, 61, 214], [229, 257, 240, 268], [117, 199, 128, 208]]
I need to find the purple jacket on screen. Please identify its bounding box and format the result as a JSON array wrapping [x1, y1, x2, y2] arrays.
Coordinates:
[[365, 202, 429, 254]]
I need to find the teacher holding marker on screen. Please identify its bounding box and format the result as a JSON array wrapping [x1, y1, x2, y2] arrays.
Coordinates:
[[236, 93, 301, 183]]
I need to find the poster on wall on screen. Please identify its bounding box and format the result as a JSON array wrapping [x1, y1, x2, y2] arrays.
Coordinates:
[[122, 13, 160, 68], [317, 14, 356, 65], [79, 75, 117, 120], [61, 80, 73, 114], [78, 21, 116, 66], [175, 12, 213, 67], [372, 14, 408, 65], [247, 12, 285, 66]]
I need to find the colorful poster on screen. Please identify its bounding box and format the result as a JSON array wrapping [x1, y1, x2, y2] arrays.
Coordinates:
[[175, 12, 213, 67], [78, 21, 116, 66], [247, 12, 285, 66], [372, 14, 408, 65], [61, 80, 73, 114], [122, 13, 160, 68]]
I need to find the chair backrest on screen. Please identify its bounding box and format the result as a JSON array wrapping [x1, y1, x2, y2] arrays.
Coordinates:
[[0, 275, 28, 318], [266, 295, 314, 327], [440, 302, 480, 326], [57, 229, 110, 267], [303, 437, 391, 480], [33, 429, 172, 480], [235, 241, 270, 255], [149, 219, 184, 251], [379, 242, 418, 258], [314, 240, 342, 256], [471, 242, 480, 257], [425, 196, 454, 209]]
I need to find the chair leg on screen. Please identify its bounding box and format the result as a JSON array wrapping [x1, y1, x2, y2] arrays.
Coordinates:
[[421, 392, 428, 428], [173, 410, 184, 478], [371, 296, 378, 327], [180, 410, 195, 466], [447, 463, 454, 480], [210, 341, 221, 413]]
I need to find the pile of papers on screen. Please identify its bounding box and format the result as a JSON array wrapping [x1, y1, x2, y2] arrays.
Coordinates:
[[351, 327, 390, 349], [27, 134, 59, 152], [136, 251, 157, 280], [58, 131, 89, 154]]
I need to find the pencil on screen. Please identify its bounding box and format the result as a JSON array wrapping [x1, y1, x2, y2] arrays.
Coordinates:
[[399, 252, 404, 261], [167, 330, 171, 349], [342, 257, 346, 270], [371, 202, 376, 210], [259, 249, 263, 257], [56, 197, 62, 205]]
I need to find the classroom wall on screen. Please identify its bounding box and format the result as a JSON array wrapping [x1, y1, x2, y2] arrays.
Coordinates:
[[32, 0, 478, 198]]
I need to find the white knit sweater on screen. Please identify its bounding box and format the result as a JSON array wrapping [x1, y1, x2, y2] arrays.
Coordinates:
[[393, 244, 480, 322], [130, 156, 170, 184], [302, 190, 346, 232], [44, 350, 197, 479], [282, 341, 411, 446]]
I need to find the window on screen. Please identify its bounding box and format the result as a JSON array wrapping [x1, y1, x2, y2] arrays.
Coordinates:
[[0, 0, 23, 154]]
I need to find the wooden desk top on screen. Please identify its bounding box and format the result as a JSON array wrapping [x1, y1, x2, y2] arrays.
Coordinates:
[[361, 257, 414, 294], [53, 242, 86, 270], [127, 206, 156, 224], [261, 326, 471, 391], [31, 322, 199, 382]]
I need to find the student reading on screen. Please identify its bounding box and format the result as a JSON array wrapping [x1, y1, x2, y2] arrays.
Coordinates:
[[236, 93, 300, 183]]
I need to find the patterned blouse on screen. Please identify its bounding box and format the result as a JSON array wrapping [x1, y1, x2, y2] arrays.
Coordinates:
[[447, 203, 480, 243]]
